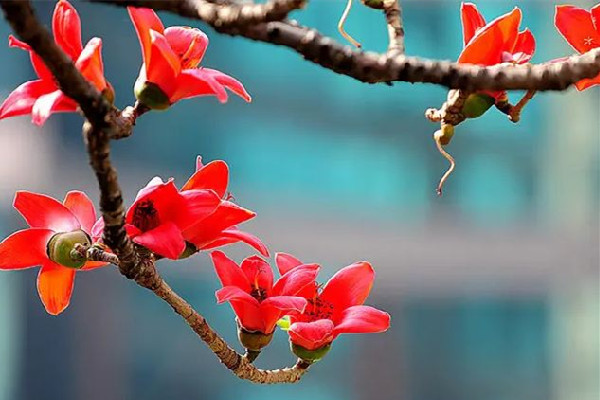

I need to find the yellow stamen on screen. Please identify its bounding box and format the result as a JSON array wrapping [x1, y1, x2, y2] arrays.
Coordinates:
[[338, 0, 362, 48]]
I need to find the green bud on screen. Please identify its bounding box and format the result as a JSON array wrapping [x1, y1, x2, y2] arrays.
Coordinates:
[[46, 230, 92, 269], [238, 327, 274, 352], [361, 0, 384, 9], [134, 80, 171, 110], [461, 93, 495, 119], [291, 342, 331, 364], [434, 124, 455, 146]]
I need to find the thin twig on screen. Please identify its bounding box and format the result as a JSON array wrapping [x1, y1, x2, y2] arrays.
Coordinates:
[[89, 0, 600, 91], [338, 0, 361, 48], [495, 90, 537, 123], [383, 0, 404, 55]]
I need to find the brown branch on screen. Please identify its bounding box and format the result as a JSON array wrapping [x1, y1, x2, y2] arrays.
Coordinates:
[[383, 0, 404, 55], [89, 0, 600, 91]]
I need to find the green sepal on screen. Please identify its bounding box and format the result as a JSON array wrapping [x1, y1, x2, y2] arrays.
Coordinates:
[[46, 230, 92, 269], [291, 342, 332, 364], [462, 93, 495, 119], [238, 327, 274, 352], [134, 80, 171, 110]]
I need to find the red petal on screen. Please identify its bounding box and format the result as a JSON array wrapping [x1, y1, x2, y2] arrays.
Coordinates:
[[202, 68, 252, 102], [127, 6, 165, 70], [175, 189, 221, 230], [14, 191, 80, 232], [241, 256, 273, 293], [181, 159, 229, 197], [288, 319, 335, 351], [169, 68, 227, 103], [275, 252, 303, 276], [575, 73, 600, 90], [459, 24, 504, 65], [461, 3, 486, 46], [164, 26, 208, 68], [555, 5, 600, 54], [91, 217, 104, 242], [0, 80, 54, 120], [63, 191, 96, 234], [209, 228, 270, 257], [215, 285, 259, 305], [211, 250, 251, 292], [511, 29, 535, 64], [75, 37, 107, 91], [146, 30, 181, 97], [593, 5, 600, 33], [332, 305, 390, 337], [132, 222, 186, 259], [215, 286, 263, 332], [0, 228, 54, 270], [182, 201, 255, 248], [52, 0, 83, 60], [260, 296, 308, 333], [8, 35, 53, 82], [126, 178, 177, 229], [37, 260, 76, 315], [31, 89, 77, 126], [271, 263, 319, 297], [320, 262, 374, 312], [80, 261, 108, 271]]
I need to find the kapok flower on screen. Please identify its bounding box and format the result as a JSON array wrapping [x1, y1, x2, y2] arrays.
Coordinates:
[[122, 177, 221, 260], [180, 156, 268, 257], [284, 256, 390, 362], [212, 251, 319, 340], [555, 4, 600, 90], [0, 191, 108, 315], [128, 7, 250, 110], [0, 0, 110, 126], [459, 3, 535, 101]]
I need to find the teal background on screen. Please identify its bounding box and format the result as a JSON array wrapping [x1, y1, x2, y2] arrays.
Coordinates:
[[0, 1, 598, 399]]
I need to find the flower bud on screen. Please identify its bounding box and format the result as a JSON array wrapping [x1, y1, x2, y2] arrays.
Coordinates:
[[238, 326, 274, 352], [361, 0, 384, 9], [434, 124, 455, 146], [134, 80, 171, 110], [291, 342, 331, 364], [46, 230, 92, 269], [461, 93, 495, 119]]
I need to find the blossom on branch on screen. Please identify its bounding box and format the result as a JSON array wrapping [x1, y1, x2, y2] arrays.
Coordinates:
[[0, 191, 108, 315], [555, 3, 600, 90], [282, 254, 390, 363], [211, 251, 319, 352], [0, 0, 110, 126], [128, 7, 251, 110]]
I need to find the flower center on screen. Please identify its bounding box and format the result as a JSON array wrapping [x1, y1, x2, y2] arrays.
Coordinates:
[[250, 287, 268, 302], [132, 200, 160, 232], [303, 296, 334, 321]]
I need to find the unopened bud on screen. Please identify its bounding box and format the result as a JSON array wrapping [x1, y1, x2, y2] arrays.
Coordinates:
[[361, 0, 384, 9], [291, 342, 331, 364], [462, 93, 495, 119], [46, 230, 92, 269], [134, 80, 171, 110]]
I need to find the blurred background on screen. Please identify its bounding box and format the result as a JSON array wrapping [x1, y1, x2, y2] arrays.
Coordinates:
[[0, 0, 598, 399]]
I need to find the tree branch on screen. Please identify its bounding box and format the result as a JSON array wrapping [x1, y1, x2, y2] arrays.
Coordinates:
[[383, 0, 404, 55], [89, 0, 600, 91]]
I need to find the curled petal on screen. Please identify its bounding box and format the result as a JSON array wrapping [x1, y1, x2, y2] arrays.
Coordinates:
[[0, 228, 54, 270], [260, 296, 308, 333], [76, 38, 107, 91], [275, 252, 303, 276], [8, 35, 53, 81], [91, 217, 104, 242], [63, 191, 97, 234], [164, 26, 209, 68], [215, 285, 259, 306], [181, 159, 229, 197], [511, 29, 535, 64], [31, 89, 77, 126], [288, 319, 335, 351], [52, 0, 83, 60], [241, 256, 273, 293], [128, 6, 165, 69], [271, 263, 319, 297], [169, 68, 227, 103], [202, 68, 252, 102], [37, 260, 76, 315], [461, 2, 486, 45], [332, 305, 390, 337], [215, 285, 263, 332], [132, 222, 186, 259], [320, 261, 374, 311], [0, 80, 54, 120], [13, 191, 80, 232], [209, 228, 270, 257], [555, 5, 600, 54], [211, 250, 251, 292]]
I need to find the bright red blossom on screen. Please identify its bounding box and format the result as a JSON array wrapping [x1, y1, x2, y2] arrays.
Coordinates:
[[0, 191, 107, 315], [181, 156, 269, 257], [0, 0, 109, 126], [283, 255, 390, 351], [211, 251, 320, 334], [555, 4, 600, 90], [458, 3, 535, 99], [128, 7, 251, 105]]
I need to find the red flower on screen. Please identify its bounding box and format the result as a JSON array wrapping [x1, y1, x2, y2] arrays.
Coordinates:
[[122, 177, 221, 260], [0, 191, 108, 315], [211, 251, 320, 334], [284, 256, 390, 351], [555, 4, 600, 90], [458, 3, 535, 99], [181, 156, 269, 257], [0, 0, 109, 126], [128, 7, 250, 109]]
